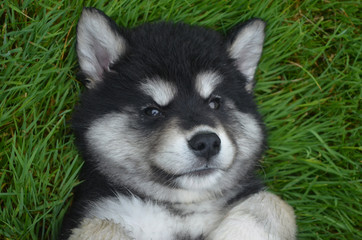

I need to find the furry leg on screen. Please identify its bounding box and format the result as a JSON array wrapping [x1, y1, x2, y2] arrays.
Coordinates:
[[208, 191, 296, 240], [69, 218, 133, 240]]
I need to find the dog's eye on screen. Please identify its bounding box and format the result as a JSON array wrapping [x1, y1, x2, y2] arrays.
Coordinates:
[[208, 96, 221, 110], [144, 106, 163, 117]]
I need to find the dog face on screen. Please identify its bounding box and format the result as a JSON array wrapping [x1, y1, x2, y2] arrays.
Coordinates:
[[73, 8, 266, 202]]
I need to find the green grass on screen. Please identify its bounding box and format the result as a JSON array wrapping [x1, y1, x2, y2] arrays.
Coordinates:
[[1, 0, 360, 239]]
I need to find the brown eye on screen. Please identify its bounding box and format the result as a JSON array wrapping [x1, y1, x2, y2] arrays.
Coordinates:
[[208, 96, 221, 110]]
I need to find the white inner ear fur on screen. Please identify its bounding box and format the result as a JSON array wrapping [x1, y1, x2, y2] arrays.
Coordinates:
[[140, 78, 178, 106], [77, 9, 126, 88], [228, 19, 265, 92], [195, 71, 223, 99]]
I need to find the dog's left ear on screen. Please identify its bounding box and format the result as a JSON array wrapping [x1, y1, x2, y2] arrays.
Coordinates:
[[227, 19, 265, 92]]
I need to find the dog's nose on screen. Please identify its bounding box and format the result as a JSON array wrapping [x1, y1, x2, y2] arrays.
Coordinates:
[[188, 133, 221, 160]]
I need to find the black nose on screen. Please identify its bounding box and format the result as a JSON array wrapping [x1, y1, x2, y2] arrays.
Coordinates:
[[188, 133, 221, 160]]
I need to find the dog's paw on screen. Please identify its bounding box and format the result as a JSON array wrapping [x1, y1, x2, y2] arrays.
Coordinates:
[[208, 191, 296, 240], [69, 218, 133, 240]]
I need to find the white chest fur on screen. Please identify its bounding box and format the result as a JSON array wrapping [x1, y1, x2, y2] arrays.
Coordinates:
[[86, 195, 223, 240]]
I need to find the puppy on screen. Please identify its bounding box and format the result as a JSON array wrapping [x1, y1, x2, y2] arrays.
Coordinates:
[[60, 8, 296, 240]]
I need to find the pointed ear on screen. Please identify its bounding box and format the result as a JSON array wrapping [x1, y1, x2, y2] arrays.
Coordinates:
[[228, 19, 266, 92], [76, 8, 126, 88]]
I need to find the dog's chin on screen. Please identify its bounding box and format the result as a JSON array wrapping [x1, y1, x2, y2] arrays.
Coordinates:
[[176, 169, 224, 191]]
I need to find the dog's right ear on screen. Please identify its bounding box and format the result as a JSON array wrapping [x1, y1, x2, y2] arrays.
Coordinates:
[[76, 8, 126, 88]]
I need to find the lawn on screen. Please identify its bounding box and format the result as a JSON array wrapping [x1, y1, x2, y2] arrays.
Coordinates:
[[1, 0, 360, 239]]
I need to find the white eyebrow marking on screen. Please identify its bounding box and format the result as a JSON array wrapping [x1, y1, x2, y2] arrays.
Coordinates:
[[139, 78, 177, 106], [195, 71, 222, 99]]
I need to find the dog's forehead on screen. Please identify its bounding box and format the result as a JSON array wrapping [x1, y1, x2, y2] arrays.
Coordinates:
[[138, 71, 223, 105]]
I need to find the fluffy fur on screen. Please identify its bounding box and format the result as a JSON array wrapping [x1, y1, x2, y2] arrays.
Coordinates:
[[59, 7, 296, 240]]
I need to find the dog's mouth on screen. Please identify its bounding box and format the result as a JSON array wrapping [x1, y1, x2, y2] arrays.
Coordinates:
[[182, 167, 218, 177]]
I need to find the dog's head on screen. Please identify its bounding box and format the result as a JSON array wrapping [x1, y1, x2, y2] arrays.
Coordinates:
[[73, 8, 266, 202]]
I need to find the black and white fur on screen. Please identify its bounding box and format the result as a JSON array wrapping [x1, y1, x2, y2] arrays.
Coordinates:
[[60, 8, 296, 240]]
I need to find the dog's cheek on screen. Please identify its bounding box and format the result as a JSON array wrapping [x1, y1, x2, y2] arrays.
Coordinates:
[[86, 112, 149, 169], [232, 112, 264, 158], [223, 100, 264, 159]]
